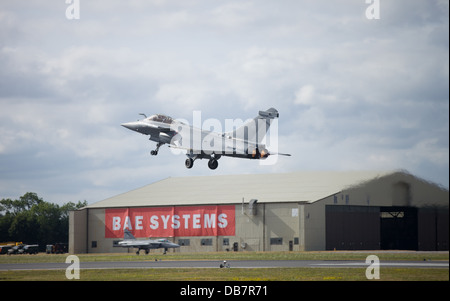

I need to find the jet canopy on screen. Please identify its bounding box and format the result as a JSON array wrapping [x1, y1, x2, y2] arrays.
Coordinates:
[[156, 239, 170, 243], [147, 114, 174, 124]]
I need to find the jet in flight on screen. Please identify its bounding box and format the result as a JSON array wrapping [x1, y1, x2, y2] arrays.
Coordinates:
[[121, 107, 290, 170], [118, 230, 180, 255]]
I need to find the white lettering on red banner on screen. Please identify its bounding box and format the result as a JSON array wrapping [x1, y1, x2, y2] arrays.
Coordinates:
[[105, 205, 235, 238]]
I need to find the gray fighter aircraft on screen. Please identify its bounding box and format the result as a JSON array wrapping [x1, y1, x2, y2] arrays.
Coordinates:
[[118, 230, 180, 255], [121, 107, 290, 170]]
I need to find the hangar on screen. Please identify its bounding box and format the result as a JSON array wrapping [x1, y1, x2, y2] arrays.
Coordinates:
[[69, 170, 448, 253]]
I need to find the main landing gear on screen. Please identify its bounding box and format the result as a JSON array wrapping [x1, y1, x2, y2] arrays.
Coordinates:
[[208, 158, 218, 170], [149, 143, 220, 170], [185, 158, 194, 169], [136, 249, 150, 255], [185, 156, 219, 170]]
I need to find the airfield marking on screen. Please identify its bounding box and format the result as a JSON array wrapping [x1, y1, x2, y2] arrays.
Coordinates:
[[0, 260, 448, 271], [311, 262, 449, 268]]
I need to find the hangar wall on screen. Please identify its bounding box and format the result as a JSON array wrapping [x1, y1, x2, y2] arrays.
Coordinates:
[[77, 203, 302, 254], [316, 173, 449, 251], [69, 209, 87, 254], [295, 172, 449, 251], [69, 171, 449, 254]]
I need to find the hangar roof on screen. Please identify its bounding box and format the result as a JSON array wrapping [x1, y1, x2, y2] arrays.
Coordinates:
[[86, 170, 399, 208]]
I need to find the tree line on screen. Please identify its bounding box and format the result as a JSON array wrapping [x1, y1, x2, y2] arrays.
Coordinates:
[[0, 192, 87, 250]]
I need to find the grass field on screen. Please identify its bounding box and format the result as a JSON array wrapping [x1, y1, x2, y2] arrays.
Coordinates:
[[0, 251, 448, 281], [1, 250, 448, 264], [0, 267, 448, 281]]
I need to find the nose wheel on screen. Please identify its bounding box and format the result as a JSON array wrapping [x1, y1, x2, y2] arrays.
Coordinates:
[[150, 143, 163, 156]]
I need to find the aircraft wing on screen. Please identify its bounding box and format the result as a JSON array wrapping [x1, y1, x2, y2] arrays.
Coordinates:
[[125, 241, 151, 248], [125, 241, 162, 248]]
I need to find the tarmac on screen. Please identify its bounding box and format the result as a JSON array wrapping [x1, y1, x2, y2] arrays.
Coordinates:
[[0, 259, 448, 271]]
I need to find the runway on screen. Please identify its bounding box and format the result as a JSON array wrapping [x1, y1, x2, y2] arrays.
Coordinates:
[[1, 259, 448, 271]]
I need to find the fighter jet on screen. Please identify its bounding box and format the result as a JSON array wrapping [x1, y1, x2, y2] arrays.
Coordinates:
[[121, 107, 290, 170], [118, 230, 180, 255]]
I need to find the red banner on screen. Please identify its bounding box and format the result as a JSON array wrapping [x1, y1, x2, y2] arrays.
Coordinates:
[[105, 205, 235, 238]]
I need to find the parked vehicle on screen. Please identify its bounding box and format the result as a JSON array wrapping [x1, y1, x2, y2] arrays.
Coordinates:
[[46, 243, 68, 254]]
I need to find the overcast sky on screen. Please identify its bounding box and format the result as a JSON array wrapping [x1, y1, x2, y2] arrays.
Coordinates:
[[1, 0, 448, 205]]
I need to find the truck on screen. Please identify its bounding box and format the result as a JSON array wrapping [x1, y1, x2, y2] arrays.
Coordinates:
[[46, 243, 68, 254]]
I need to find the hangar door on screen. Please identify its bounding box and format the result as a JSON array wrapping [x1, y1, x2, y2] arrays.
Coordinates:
[[326, 205, 380, 250], [418, 208, 449, 251], [380, 207, 418, 250], [326, 205, 421, 251]]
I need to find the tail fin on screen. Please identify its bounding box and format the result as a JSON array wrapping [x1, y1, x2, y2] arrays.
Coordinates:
[[124, 229, 136, 240], [226, 108, 279, 144]]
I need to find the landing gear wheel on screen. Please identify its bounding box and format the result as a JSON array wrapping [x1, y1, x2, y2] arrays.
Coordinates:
[[150, 142, 163, 156], [208, 159, 218, 170], [185, 158, 194, 169]]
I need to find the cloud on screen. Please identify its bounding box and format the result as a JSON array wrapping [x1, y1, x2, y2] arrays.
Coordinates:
[[0, 0, 448, 204], [294, 85, 315, 106]]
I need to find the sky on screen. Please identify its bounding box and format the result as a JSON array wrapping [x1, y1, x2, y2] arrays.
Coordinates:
[[0, 0, 448, 205]]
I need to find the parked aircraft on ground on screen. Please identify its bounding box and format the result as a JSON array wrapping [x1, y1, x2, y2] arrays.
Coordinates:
[[118, 230, 180, 255]]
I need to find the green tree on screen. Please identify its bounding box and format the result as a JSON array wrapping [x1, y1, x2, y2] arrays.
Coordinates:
[[57, 200, 88, 242], [8, 209, 39, 243], [0, 193, 88, 250]]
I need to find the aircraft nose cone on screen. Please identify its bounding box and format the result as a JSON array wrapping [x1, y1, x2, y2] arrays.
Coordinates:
[[121, 122, 139, 131]]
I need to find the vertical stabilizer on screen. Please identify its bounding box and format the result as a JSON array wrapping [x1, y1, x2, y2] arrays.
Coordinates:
[[226, 108, 279, 145], [124, 229, 136, 240]]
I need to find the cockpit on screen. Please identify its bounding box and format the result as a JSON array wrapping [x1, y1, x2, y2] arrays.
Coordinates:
[[147, 114, 174, 124], [157, 239, 170, 243]]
